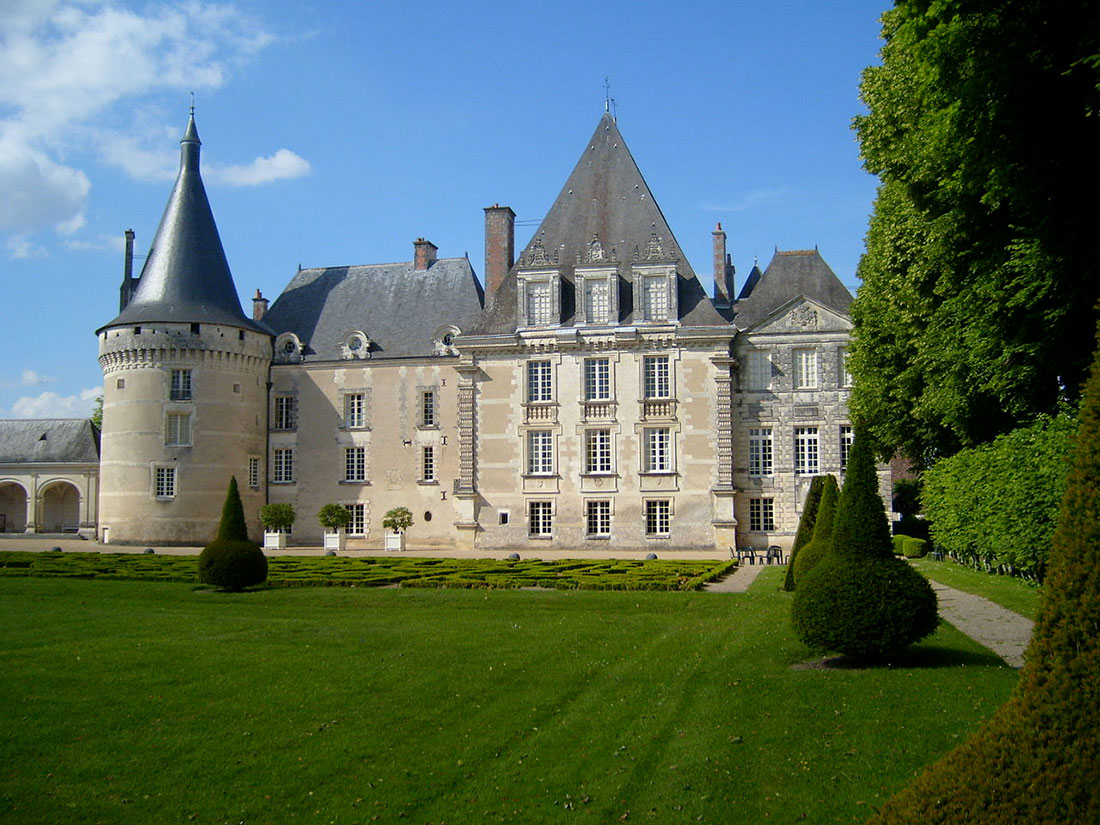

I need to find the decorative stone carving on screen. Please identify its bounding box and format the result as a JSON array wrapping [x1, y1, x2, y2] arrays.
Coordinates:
[[644, 232, 664, 260], [788, 305, 819, 329], [586, 234, 606, 263]]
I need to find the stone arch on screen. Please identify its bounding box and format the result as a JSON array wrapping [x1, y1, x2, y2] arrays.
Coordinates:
[[39, 480, 81, 533], [0, 481, 28, 533]]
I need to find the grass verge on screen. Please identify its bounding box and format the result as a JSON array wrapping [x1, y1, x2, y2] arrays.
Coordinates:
[[909, 558, 1041, 619]]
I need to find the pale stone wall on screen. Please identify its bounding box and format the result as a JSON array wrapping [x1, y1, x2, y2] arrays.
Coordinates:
[[0, 467, 98, 535]]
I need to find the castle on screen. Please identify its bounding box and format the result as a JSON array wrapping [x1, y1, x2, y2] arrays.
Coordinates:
[[19, 110, 864, 550]]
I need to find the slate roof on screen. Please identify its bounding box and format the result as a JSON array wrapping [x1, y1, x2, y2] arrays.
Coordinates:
[[733, 249, 852, 330], [0, 419, 100, 464], [99, 114, 267, 335], [263, 257, 485, 359], [472, 114, 728, 334]]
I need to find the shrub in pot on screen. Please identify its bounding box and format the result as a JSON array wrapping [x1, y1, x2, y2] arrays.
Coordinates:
[[382, 506, 413, 551], [318, 503, 352, 551], [260, 503, 295, 550]]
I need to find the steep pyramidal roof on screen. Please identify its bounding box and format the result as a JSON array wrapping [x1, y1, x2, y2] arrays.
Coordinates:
[[99, 114, 266, 334], [733, 249, 852, 329]]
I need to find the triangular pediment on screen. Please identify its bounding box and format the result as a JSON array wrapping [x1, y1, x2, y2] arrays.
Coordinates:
[[743, 295, 852, 336]]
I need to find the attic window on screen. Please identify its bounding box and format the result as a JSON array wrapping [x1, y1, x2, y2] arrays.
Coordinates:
[[191, 323, 201, 334], [341, 331, 371, 360], [38, 433, 47, 441]]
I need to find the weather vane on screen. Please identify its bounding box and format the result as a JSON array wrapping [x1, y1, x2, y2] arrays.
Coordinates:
[[189, 91, 195, 116], [603, 77, 617, 120]]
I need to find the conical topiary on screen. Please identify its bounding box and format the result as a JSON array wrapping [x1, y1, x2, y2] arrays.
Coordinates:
[[792, 474, 839, 586], [216, 475, 249, 541], [198, 476, 267, 591], [792, 429, 938, 658], [784, 475, 825, 591], [869, 338, 1100, 824]]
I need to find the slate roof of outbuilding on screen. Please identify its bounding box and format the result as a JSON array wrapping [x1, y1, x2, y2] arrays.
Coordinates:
[[733, 249, 852, 330], [471, 113, 728, 334], [263, 257, 485, 360], [0, 419, 101, 464]]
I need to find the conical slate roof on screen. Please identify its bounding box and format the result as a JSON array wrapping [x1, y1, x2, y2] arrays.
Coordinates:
[[733, 249, 852, 330], [99, 114, 267, 334]]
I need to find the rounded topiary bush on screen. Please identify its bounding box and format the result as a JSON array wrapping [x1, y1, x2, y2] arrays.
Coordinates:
[[792, 555, 938, 658], [198, 538, 268, 591], [902, 537, 928, 558]]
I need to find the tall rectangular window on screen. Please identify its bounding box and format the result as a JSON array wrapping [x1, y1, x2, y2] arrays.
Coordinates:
[[526, 281, 554, 325], [154, 466, 176, 499], [746, 350, 772, 390], [273, 396, 295, 430], [643, 355, 670, 399], [584, 358, 611, 401], [642, 276, 669, 321], [838, 348, 852, 388], [584, 278, 610, 324], [586, 500, 611, 537], [795, 427, 819, 475], [645, 499, 671, 536], [749, 498, 775, 532], [794, 349, 819, 389], [344, 393, 365, 428], [169, 369, 192, 401], [421, 445, 436, 482], [528, 500, 553, 536], [644, 427, 672, 473], [527, 360, 552, 403], [421, 391, 436, 427], [840, 425, 854, 471], [165, 412, 191, 446], [584, 429, 612, 474], [748, 428, 773, 477], [344, 446, 366, 482], [248, 457, 260, 489], [344, 503, 366, 536], [273, 448, 294, 483], [527, 430, 554, 475]]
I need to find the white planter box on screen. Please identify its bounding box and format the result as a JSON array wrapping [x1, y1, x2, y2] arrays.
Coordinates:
[[323, 529, 346, 552], [263, 531, 287, 551], [384, 532, 406, 552]]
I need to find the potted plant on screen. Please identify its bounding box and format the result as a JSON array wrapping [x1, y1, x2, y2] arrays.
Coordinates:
[[382, 506, 413, 551], [317, 503, 352, 552], [259, 503, 295, 550]]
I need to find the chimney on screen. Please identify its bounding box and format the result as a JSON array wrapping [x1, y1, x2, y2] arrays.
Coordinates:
[[252, 288, 269, 321], [119, 228, 136, 312], [483, 204, 515, 296], [414, 237, 438, 271], [712, 222, 735, 306]]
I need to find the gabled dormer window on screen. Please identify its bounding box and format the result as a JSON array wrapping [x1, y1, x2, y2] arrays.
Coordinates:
[[576, 265, 619, 326], [631, 264, 678, 324], [517, 270, 561, 328]]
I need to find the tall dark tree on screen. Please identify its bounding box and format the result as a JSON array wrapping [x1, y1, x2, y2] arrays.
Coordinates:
[[850, 0, 1100, 465]]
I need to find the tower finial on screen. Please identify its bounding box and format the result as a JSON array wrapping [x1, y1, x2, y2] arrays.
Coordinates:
[[189, 91, 195, 117], [604, 77, 610, 113]]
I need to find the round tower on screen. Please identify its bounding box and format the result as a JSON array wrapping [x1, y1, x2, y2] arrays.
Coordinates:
[[96, 113, 272, 545]]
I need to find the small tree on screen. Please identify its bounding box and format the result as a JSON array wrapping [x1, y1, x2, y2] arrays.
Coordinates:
[[259, 503, 295, 532], [382, 506, 413, 534], [784, 475, 825, 591], [317, 503, 352, 532], [198, 476, 267, 591], [791, 474, 839, 586]]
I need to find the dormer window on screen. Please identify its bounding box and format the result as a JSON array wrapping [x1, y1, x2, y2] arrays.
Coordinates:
[[341, 330, 371, 360], [632, 264, 678, 324], [274, 333, 303, 364], [642, 276, 668, 321], [517, 270, 561, 328], [576, 266, 619, 326], [432, 324, 461, 356]]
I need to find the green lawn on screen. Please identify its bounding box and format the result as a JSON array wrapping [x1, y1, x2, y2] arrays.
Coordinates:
[[909, 558, 1042, 619], [0, 568, 1019, 824]]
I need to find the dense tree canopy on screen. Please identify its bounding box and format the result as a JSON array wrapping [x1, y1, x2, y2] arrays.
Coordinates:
[[849, 0, 1100, 465]]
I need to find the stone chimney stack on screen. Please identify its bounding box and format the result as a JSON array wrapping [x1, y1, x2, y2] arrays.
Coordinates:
[[252, 288, 269, 321], [483, 204, 515, 296], [119, 228, 136, 312], [712, 222, 735, 306], [414, 238, 438, 271]]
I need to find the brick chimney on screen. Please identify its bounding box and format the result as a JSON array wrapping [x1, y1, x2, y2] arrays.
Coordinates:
[[712, 222, 735, 306], [483, 204, 515, 296], [414, 238, 438, 271], [119, 228, 136, 312], [252, 288, 269, 321]]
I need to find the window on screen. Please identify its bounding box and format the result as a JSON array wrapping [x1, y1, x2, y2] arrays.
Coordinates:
[[746, 350, 772, 391], [749, 498, 775, 532], [840, 425, 854, 471], [794, 349, 819, 389], [344, 393, 365, 428], [169, 369, 192, 401], [421, 391, 436, 428], [584, 358, 611, 401], [344, 503, 366, 536], [586, 500, 611, 537], [344, 446, 367, 482], [795, 427, 819, 475], [642, 276, 669, 321], [165, 412, 191, 446], [643, 355, 670, 399], [273, 396, 295, 430], [748, 428, 773, 477], [190, 323, 201, 335], [248, 457, 260, 489], [154, 466, 176, 499], [583, 278, 611, 324], [526, 280, 554, 325], [527, 430, 554, 475], [585, 429, 613, 474], [644, 427, 672, 473], [421, 445, 436, 482], [528, 500, 553, 537], [116, 378, 125, 390], [527, 360, 552, 403], [839, 348, 852, 388], [645, 499, 671, 536], [273, 448, 294, 483]]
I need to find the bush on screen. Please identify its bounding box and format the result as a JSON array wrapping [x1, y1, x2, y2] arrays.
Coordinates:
[[382, 506, 413, 533], [902, 537, 928, 558], [892, 534, 908, 555], [217, 476, 249, 541], [259, 503, 295, 532], [784, 475, 826, 591], [893, 514, 930, 541], [317, 503, 352, 531], [791, 475, 839, 587], [198, 539, 268, 591]]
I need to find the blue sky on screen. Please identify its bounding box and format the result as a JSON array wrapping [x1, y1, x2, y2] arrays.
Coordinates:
[[1, 0, 889, 419]]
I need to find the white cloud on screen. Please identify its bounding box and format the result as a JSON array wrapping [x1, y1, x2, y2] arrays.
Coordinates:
[[21, 369, 52, 386], [5, 234, 46, 258], [11, 386, 101, 418], [213, 149, 312, 186], [700, 187, 794, 213]]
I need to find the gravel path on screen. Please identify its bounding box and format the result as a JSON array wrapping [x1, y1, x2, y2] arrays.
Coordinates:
[[703, 561, 770, 593], [927, 580, 1034, 668]]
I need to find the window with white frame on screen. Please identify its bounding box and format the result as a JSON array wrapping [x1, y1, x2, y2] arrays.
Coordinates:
[[795, 427, 819, 475], [154, 466, 176, 499], [586, 500, 611, 537], [421, 445, 436, 482], [583, 278, 611, 325], [344, 393, 365, 429], [794, 349, 819, 390], [840, 425, 854, 471], [585, 429, 613, 474], [169, 369, 192, 401], [272, 448, 294, 483], [528, 500, 553, 536], [645, 499, 671, 536], [644, 427, 672, 473], [420, 390, 437, 428], [527, 430, 554, 475], [527, 360, 552, 403], [748, 428, 773, 477], [642, 276, 669, 321], [344, 503, 366, 536], [643, 355, 671, 399], [273, 395, 295, 430], [583, 358, 611, 401], [526, 280, 555, 326], [839, 348, 852, 388], [746, 350, 772, 390], [344, 446, 367, 482], [248, 457, 260, 489], [165, 412, 191, 446], [749, 498, 775, 532]]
